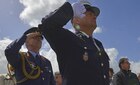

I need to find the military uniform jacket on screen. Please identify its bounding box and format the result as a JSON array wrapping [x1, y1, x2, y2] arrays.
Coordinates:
[[5, 35, 55, 85], [40, 2, 110, 85]]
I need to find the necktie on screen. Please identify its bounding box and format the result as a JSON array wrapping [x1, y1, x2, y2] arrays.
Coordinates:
[[35, 55, 41, 66]]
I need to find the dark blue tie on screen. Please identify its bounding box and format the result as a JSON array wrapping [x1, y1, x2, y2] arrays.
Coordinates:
[[35, 55, 41, 66]]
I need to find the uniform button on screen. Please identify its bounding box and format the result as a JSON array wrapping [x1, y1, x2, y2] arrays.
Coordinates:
[[99, 52, 101, 56], [41, 70, 43, 73], [104, 75, 106, 79], [49, 70, 51, 73], [101, 63, 104, 67], [84, 47, 87, 49], [42, 77, 45, 80]]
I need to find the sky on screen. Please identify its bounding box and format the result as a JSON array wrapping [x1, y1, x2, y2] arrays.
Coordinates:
[[0, 0, 140, 75]]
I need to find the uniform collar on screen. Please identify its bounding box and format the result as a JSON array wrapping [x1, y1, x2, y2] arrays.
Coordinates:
[[80, 31, 90, 38]]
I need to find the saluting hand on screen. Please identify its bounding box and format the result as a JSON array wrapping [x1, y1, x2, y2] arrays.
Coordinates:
[[24, 27, 39, 36], [72, 1, 86, 18]]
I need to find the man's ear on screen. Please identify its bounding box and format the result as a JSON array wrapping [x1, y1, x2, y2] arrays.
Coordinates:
[[72, 17, 81, 30]]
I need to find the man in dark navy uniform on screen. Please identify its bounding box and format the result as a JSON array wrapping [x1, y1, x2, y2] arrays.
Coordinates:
[[5, 27, 55, 85], [39, 0, 110, 85]]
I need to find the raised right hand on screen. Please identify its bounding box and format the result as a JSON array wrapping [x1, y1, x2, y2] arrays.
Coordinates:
[[72, 1, 86, 18], [24, 27, 39, 36]]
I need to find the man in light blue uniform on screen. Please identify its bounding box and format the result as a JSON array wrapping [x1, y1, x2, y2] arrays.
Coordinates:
[[5, 27, 55, 85]]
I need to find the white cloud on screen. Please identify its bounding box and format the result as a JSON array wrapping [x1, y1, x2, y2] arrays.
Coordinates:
[[94, 27, 102, 33], [130, 61, 140, 74], [0, 38, 12, 74], [19, 0, 103, 33], [105, 48, 120, 73], [19, 0, 66, 26], [105, 48, 118, 61]]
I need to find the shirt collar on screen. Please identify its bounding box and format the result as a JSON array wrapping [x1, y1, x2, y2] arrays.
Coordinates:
[[80, 31, 90, 38], [29, 51, 39, 58]]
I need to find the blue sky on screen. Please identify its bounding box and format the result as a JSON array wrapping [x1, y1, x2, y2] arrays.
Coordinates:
[[96, 0, 140, 62], [0, 0, 140, 74]]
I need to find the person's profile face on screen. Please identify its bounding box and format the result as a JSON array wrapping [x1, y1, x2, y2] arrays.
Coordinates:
[[109, 70, 113, 78], [55, 74, 62, 85], [80, 11, 97, 30], [121, 60, 130, 70]]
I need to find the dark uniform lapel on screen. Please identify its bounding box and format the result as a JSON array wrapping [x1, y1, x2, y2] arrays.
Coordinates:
[[74, 32, 86, 48]]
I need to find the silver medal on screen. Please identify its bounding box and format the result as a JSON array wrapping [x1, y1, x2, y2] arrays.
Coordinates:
[[83, 52, 88, 61]]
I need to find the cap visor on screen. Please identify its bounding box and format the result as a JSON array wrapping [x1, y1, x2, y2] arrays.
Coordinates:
[[84, 5, 100, 16]]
